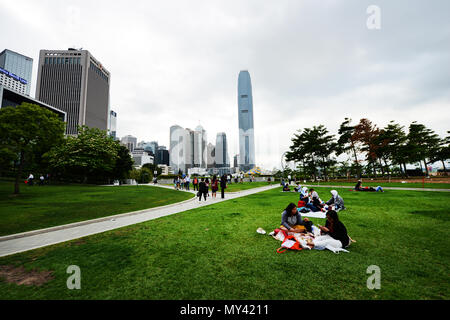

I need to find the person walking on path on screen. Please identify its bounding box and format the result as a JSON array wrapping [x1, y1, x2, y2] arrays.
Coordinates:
[[198, 178, 208, 202], [185, 175, 190, 191], [193, 176, 199, 191], [211, 175, 219, 198], [39, 175, 45, 186], [220, 174, 227, 199]]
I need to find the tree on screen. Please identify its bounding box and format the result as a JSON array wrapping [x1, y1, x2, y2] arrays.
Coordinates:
[[142, 162, 162, 177], [406, 122, 441, 177], [46, 126, 121, 183], [286, 125, 336, 181], [377, 121, 408, 176], [352, 119, 381, 177], [336, 118, 361, 177], [112, 145, 134, 182], [0, 103, 65, 194], [431, 132, 450, 175]]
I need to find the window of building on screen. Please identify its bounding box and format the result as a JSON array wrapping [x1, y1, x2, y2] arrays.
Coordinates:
[[45, 57, 48, 64], [241, 95, 248, 98]]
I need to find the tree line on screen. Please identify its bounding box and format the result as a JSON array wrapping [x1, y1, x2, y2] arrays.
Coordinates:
[[285, 118, 449, 181], [0, 103, 134, 194]]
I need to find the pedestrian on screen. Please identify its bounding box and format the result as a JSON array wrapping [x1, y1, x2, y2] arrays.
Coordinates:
[[211, 175, 218, 198], [205, 177, 210, 197], [185, 175, 190, 190], [198, 178, 208, 202], [39, 174, 45, 186], [193, 176, 199, 191], [27, 173, 34, 186], [220, 174, 227, 199]]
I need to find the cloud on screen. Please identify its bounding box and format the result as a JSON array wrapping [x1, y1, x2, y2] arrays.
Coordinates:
[[1, 0, 449, 169]]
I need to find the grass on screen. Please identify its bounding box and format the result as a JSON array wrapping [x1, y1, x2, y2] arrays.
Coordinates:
[[0, 186, 449, 299], [301, 181, 450, 189], [0, 181, 194, 236]]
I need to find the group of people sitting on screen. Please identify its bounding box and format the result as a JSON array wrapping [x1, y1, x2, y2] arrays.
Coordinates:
[[276, 202, 353, 252], [293, 186, 346, 213]]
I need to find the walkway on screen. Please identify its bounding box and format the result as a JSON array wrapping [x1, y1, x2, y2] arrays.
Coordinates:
[[0, 184, 279, 258]]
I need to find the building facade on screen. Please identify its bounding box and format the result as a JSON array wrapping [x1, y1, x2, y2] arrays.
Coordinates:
[[238, 70, 256, 171], [121, 135, 137, 152], [0, 85, 66, 122], [108, 110, 117, 139], [156, 146, 169, 165], [0, 49, 33, 95], [35, 48, 110, 135], [215, 132, 230, 168]]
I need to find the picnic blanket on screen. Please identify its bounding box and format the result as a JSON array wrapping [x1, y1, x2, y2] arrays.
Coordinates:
[[300, 211, 326, 219], [269, 227, 350, 254]]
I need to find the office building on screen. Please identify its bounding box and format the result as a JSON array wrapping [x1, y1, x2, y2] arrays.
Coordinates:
[[156, 146, 169, 166], [121, 135, 137, 152], [0, 49, 33, 95], [169, 125, 185, 174], [193, 125, 207, 167], [215, 132, 230, 168], [0, 85, 65, 121], [238, 70, 256, 171], [131, 148, 154, 167], [207, 143, 215, 169], [35, 48, 110, 135], [108, 110, 117, 139]]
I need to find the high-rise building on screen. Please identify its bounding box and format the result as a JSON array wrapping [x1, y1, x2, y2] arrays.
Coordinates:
[[233, 154, 239, 168], [207, 143, 215, 169], [194, 125, 207, 167], [215, 132, 230, 168], [108, 110, 117, 139], [35, 48, 110, 135], [169, 125, 185, 174], [121, 135, 137, 152], [238, 70, 255, 172], [156, 146, 169, 166], [148, 141, 159, 156], [0, 49, 33, 95]]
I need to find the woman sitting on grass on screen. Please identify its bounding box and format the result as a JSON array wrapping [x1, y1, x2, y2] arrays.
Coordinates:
[[326, 190, 346, 211], [305, 188, 325, 212], [313, 210, 351, 250], [280, 203, 311, 233]]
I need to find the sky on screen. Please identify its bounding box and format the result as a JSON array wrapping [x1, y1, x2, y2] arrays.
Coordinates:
[[1, 0, 449, 170]]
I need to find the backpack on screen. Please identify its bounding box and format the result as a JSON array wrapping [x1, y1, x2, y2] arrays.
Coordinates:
[[277, 235, 303, 253]]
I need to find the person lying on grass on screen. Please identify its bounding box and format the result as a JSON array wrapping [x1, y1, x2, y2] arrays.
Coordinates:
[[280, 203, 311, 233], [325, 190, 346, 211]]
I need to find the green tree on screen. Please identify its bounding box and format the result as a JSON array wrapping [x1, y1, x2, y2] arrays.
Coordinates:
[[352, 119, 381, 177], [406, 122, 441, 177], [112, 145, 134, 182], [142, 162, 162, 177], [336, 118, 362, 177], [286, 125, 336, 181], [431, 132, 450, 174], [46, 126, 120, 183], [0, 103, 65, 194]]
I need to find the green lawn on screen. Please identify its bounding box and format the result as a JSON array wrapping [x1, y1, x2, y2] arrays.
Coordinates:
[[0, 181, 193, 236], [0, 186, 449, 299], [301, 181, 450, 189]]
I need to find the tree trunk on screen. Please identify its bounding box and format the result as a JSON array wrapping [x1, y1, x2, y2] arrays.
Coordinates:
[[423, 159, 429, 177], [14, 151, 25, 194], [441, 160, 447, 174], [403, 163, 408, 177]]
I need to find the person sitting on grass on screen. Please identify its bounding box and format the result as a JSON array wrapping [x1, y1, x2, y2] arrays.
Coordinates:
[[312, 210, 351, 250], [326, 190, 346, 211], [282, 183, 291, 192], [306, 188, 325, 212], [280, 203, 311, 233]]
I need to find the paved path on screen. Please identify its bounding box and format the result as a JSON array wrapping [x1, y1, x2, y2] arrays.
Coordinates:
[[0, 184, 279, 258]]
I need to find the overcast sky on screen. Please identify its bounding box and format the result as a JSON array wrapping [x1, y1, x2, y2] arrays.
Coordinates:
[[1, 0, 449, 169]]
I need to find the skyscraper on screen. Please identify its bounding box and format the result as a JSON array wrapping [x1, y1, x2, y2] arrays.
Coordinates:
[[170, 125, 185, 174], [35, 48, 110, 135], [194, 125, 207, 167], [238, 70, 255, 172], [108, 110, 117, 139], [121, 135, 137, 152], [0, 49, 33, 95], [215, 132, 230, 168]]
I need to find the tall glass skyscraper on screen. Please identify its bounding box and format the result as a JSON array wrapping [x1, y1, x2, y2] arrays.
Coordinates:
[[238, 70, 255, 172]]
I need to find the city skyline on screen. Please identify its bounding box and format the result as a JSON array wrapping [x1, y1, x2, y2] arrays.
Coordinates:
[[1, 1, 449, 169]]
